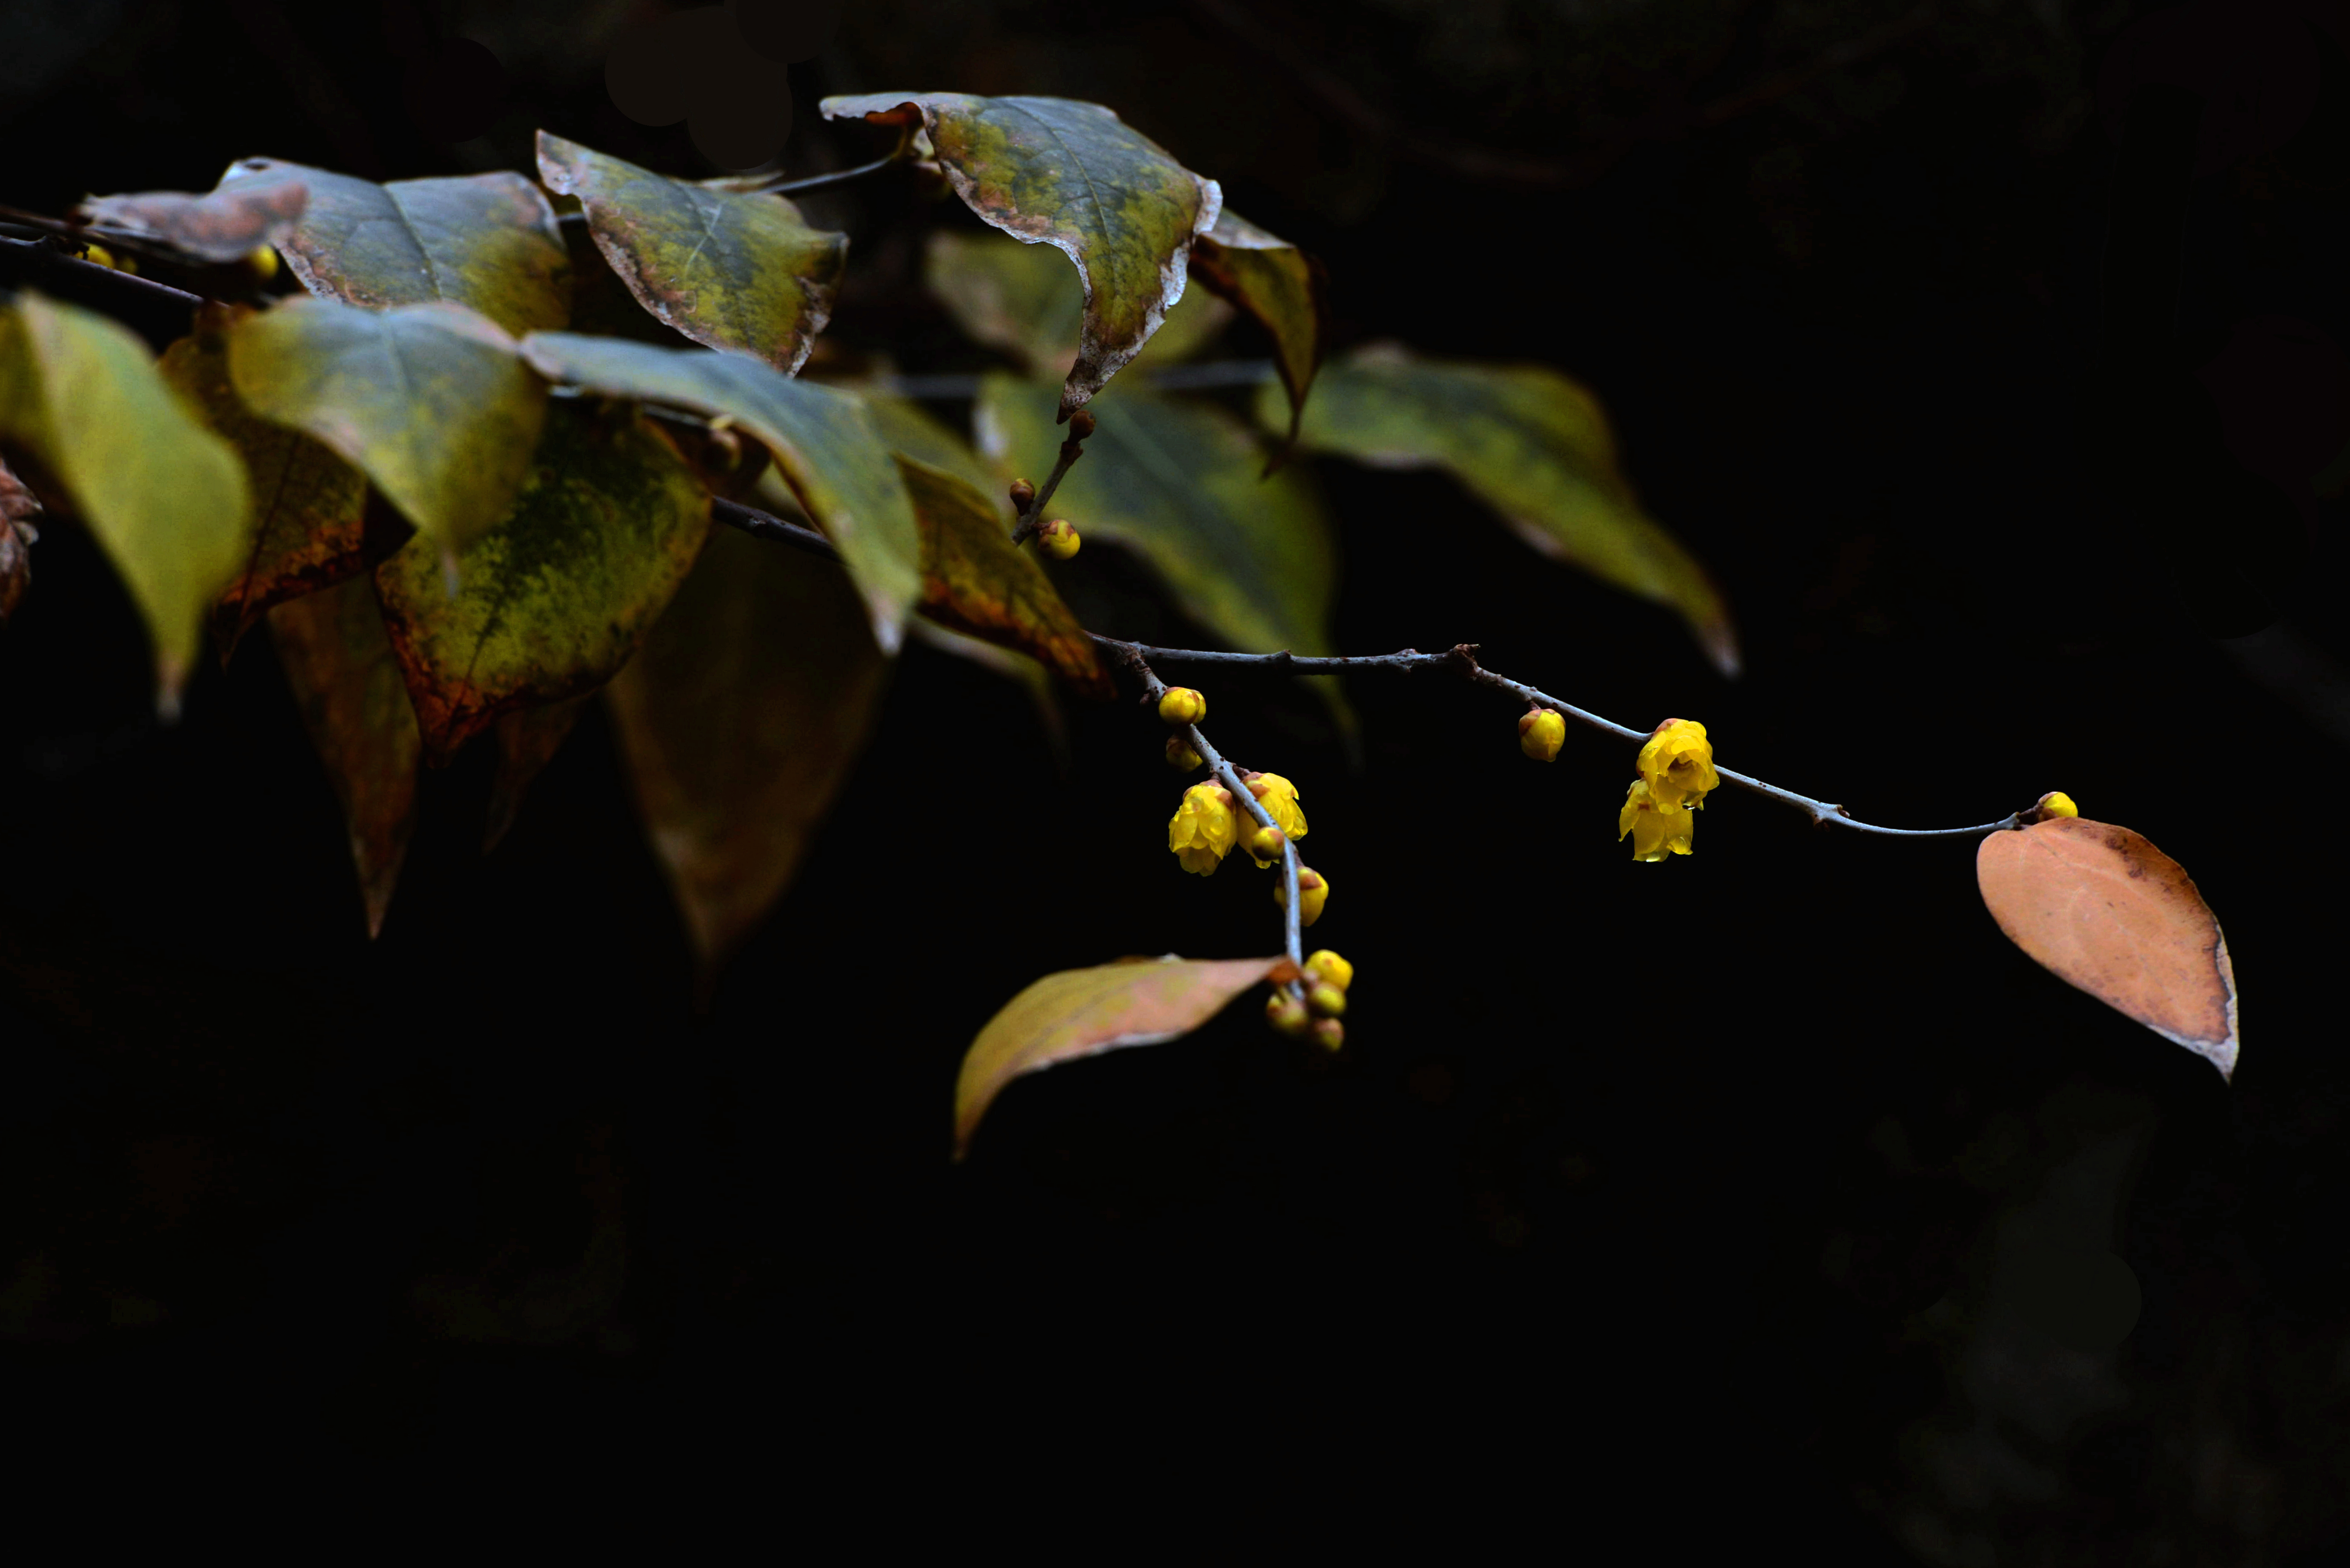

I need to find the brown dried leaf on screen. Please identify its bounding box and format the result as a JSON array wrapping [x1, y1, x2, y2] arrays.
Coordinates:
[[897, 454, 1109, 697], [485, 695, 590, 853], [76, 180, 309, 264], [158, 305, 378, 656], [1976, 817, 2240, 1079], [1188, 210, 1326, 451], [954, 955, 1290, 1159], [0, 454, 36, 626], [267, 576, 419, 938]]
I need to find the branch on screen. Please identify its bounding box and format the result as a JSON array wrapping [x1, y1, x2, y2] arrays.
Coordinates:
[[1009, 414, 1092, 547], [754, 150, 905, 197]]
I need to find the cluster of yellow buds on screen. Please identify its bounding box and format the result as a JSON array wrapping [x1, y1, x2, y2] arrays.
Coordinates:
[[1266, 949, 1352, 1050], [1618, 718, 1718, 861]]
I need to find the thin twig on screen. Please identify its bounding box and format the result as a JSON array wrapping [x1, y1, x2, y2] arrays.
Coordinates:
[[711, 496, 838, 558], [754, 150, 905, 197], [1110, 642, 1307, 985], [1010, 424, 1089, 546]]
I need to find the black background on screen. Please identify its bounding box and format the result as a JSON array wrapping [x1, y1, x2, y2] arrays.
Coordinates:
[[3, 0, 2347, 1552]]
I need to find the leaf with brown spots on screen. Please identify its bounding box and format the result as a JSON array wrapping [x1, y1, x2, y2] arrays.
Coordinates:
[[267, 575, 418, 939], [210, 158, 571, 336], [0, 293, 252, 709], [897, 454, 1109, 697], [605, 524, 890, 974], [822, 93, 1221, 419], [228, 298, 548, 556], [484, 695, 591, 853], [0, 453, 39, 625], [1977, 816, 2240, 1079], [76, 179, 309, 264], [158, 305, 379, 656], [955, 956, 1291, 1160], [372, 399, 710, 764], [1188, 210, 1326, 451], [536, 132, 847, 374]]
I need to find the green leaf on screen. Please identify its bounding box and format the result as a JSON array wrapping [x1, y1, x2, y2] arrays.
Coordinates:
[[897, 455, 1110, 697], [371, 398, 711, 764], [954, 955, 1291, 1160], [228, 298, 548, 556], [606, 524, 890, 972], [976, 372, 1337, 663], [924, 228, 1230, 380], [536, 132, 849, 374], [0, 293, 251, 708], [266, 575, 418, 939], [158, 304, 378, 656], [1189, 210, 1325, 449], [520, 331, 920, 653], [1273, 345, 1738, 676], [211, 158, 571, 336], [822, 93, 1221, 418], [856, 388, 1008, 506]]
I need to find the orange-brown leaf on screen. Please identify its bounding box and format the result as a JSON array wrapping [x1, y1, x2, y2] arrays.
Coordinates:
[[897, 454, 1110, 698], [76, 179, 309, 264], [267, 576, 419, 938], [1188, 210, 1326, 453], [1976, 817, 2239, 1078], [484, 695, 590, 852], [954, 955, 1288, 1159]]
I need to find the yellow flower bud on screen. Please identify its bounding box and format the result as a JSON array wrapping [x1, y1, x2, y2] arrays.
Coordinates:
[[1618, 778, 1695, 861], [1275, 866, 1329, 926], [1311, 1017, 1345, 1053], [1265, 989, 1311, 1038], [1244, 772, 1307, 842], [1167, 782, 1238, 875], [1037, 518, 1081, 560], [1157, 687, 1206, 726], [1307, 982, 1346, 1018], [246, 245, 280, 282], [1637, 718, 1718, 810], [2036, 791, 2078, 819], [1303, 950, 1352, 992], [1518, 708, 1565, 762], [1244, 822, 1287, 866], [1164, 735, 1203, 771]]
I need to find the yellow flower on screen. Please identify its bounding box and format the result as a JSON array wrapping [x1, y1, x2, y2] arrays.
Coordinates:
[[1158, 687, 1206, 726], [1275, 866, 1329, 925], [1244, 772, 1307, 853], [1618, 779, 1695, 861], [1303, 950, 1353, 992], [2037, 791, 2078, 819], [1168, 782, 1238, 874], [1637, 718, 1718, 810]]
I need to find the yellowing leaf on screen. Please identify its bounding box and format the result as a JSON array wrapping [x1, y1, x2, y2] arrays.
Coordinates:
[[228, 298, 548, 555], [536, 132, 848, 374], [606, 524, 890, 972], [954, 955, 1290, 1159], [823, 93, 1221, 418], [857, 388, 1007, 506], [1275, 345, 1738, 676], [76, 178, 309, 264], [1189, 210, 1325, 448], [520, 331, 920, 652], [372, 399, 711, 763], [266, 576, 418, 938], [925, 228, 1230, 380], [1976, 817, 2240, 1079], [158, 305, 377, 655], [897, 455, 1109, 697], [213, 158, 571, 336], [976, 372, 1338, 664], [0, 293, 251, 706]]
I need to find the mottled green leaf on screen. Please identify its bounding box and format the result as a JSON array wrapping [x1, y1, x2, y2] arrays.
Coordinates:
[[267, 576, 418, 938], [606, 525, 890, 971], [823, 93, 1220, 418], [955, 956, 1291, 1160], [897, 455, 1109, 696], [536, 132, 848, 374], [520, 331, 919, 652], [76, 178, 308, 264], [158, 304, 378, 655], [925, 228, 1230, 380], [857, 388, 1007, 507], [211, 158, 571, 336], [0, 293, 251, 707], [372, 399, 711, 763], [1189, 210, 1325, 449], [229, 298, 548, 556], [977, 372, 1336, 663], [1273, 345, 1738, 675]]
